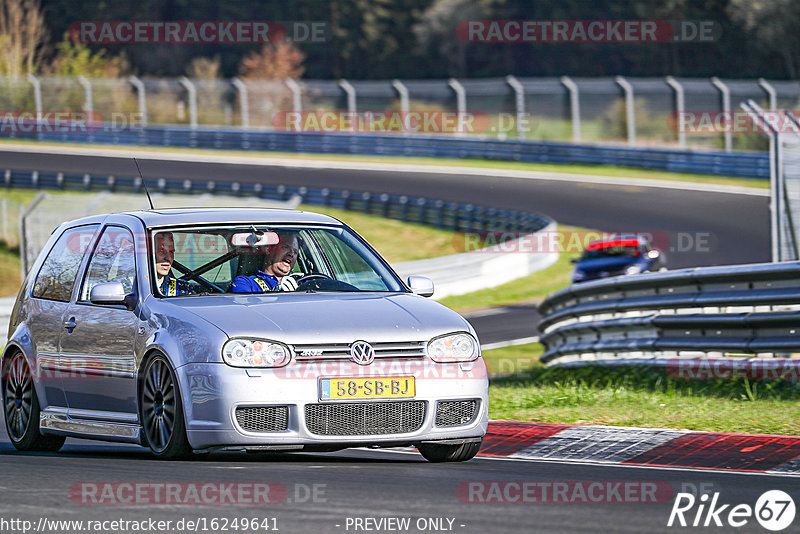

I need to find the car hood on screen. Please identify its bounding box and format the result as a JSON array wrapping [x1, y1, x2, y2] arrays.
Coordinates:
[[162, 292, 473, 343], [575, 255, 640, 273]]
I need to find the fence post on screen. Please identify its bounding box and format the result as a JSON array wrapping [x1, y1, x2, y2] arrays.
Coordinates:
[[392, 80, 409, 115], [339, 79, 356, 115], [665, 76, 685, 149], [180, 77, 198, 129], [615, 76, 636, 145], [19, 191, 46, 279], [231, 78, 250, 128], [129, 76, 148, 127], [560, 76, 581, 142], [285, 78, 302, 112], [758, 78, 777, 111], [27, 74, 42, 137], [1, 197, 6, 244], [505, 75, 526, 139], [711, 77, 732, 153], [77, 75, 93, 114], [448, 78, 467, 135]]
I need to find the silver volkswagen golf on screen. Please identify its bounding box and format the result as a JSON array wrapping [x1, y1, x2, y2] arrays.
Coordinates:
[[3, 208, 488, 461]]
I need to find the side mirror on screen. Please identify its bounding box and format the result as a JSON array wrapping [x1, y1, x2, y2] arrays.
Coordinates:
[[570, 258, 579, 264], [89, 282, 129, 307], [407, 276, 434, 298]]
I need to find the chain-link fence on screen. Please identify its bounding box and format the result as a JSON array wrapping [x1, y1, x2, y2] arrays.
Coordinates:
[[3, 74, 796, 151]]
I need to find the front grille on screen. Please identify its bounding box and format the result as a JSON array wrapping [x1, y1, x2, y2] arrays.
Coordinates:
[[293, 341, 426, 362], [305, 401, 426, 436], [435, 400, 478, 427], [235, 406, 289, 433]]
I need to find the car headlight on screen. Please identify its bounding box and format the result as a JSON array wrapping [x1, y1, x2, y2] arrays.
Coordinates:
[[222, 338, 292, 368], [572, 270, 586, 281], [427, 332, 479, 363], [625, 264, 643, 275]]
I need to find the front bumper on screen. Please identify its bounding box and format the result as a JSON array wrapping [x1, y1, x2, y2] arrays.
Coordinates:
[[176, 358, 489, 450]]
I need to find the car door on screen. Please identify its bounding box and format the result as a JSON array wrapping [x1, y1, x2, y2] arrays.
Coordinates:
[[27, 224, 100, 412], [59, 225, 140, 418]]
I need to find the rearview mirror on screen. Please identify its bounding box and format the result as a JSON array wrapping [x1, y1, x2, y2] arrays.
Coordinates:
[[407, 276, 434, 298], [231, 231, 279, 247], [89, 282, 128, 306]]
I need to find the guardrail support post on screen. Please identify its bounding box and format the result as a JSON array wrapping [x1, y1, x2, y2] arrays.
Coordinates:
[[711, 77, 732, 153], [77, 75, 93, 114], [231, 78, 250, 128], [180, 77, 198, 129], [665, 76, 685, 149], [615, 76, 636, 145], [506, 75, 526, 139], [129, 76, 147, 127], [448, 78, 467, 135], [560, 76, 580, 142], [758, 78, 777, 111], [285, 78, 302, 112]]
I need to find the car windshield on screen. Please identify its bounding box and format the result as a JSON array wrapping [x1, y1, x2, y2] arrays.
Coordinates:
[[580, 245, 642, 261], [149, 224, 404, 296]]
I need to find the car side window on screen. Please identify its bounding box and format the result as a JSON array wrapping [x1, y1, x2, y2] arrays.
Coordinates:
[[32, 224, 99, 302], [81, 226, 137, 301]]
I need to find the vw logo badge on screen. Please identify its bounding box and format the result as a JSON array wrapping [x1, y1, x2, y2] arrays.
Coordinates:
[[350, 341, 375, 365]]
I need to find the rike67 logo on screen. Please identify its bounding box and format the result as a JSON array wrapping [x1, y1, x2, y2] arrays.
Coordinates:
[[668, 490, 795, 531]]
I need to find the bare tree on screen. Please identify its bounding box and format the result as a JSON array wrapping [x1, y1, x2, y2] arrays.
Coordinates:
[[0, 0, 46, 77]]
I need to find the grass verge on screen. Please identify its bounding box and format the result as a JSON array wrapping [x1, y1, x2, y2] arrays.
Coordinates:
[[0, 138, 768, 189], [439, 226, 586, 312], [486, 343, 800, 435]]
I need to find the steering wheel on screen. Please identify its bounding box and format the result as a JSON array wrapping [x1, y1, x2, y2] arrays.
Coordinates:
[[180, 273, 225, 293], [296, 273, 333, 285]]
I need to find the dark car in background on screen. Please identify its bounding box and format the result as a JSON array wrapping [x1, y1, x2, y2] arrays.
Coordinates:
[[571, 236, 666, 283]]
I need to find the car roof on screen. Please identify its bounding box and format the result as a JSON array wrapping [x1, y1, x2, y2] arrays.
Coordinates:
[[585, 236, 644, 250], [61, 208, 344, 230]]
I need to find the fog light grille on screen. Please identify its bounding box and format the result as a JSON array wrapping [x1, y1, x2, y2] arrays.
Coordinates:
[[305, 401, 425, 436], [235, 406, 289, 432], [435, 400, 478, 427]]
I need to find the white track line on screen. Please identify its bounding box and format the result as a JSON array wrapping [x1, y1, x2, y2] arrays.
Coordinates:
[[0, 142, 768, 197], [481, 336, 540, 351]]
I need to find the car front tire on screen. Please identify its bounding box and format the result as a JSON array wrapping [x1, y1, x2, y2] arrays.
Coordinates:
[[2, 352, 66, 452], [417, 438, 483, 463], [140, 353, 192, 459]]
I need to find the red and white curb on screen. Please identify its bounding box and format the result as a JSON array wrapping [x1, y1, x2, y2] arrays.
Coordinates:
[[479, 421, 800, 474]]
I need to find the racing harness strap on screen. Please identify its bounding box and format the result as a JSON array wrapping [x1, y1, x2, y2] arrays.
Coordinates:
[[167, 277, 177, 296], [253, 277, 273, 292]]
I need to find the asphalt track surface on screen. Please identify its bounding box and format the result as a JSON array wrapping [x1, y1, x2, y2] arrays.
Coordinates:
[[1, 424, 798, 534], [0, 148, 790, 533], [0, 148, 770, 346]]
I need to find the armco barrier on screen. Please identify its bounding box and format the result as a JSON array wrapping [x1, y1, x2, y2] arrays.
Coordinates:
[[538, 261, 800, 367], [3, 168, 550, 235], [0, 126, 769, 178]]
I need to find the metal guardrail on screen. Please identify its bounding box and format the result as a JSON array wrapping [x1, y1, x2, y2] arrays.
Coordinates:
[[3, 167, 550, 233], [0, 126, 770, 178], [538, 262, 800, 367]]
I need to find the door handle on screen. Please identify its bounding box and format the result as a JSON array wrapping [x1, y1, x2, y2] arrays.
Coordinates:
[[63, 318, 77, 332]]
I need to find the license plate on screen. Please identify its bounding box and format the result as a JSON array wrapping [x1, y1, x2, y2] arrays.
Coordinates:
[[319, 376, 415, 401]]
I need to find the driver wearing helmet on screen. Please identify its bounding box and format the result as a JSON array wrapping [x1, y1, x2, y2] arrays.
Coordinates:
[[229, 232, 300, 293]]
